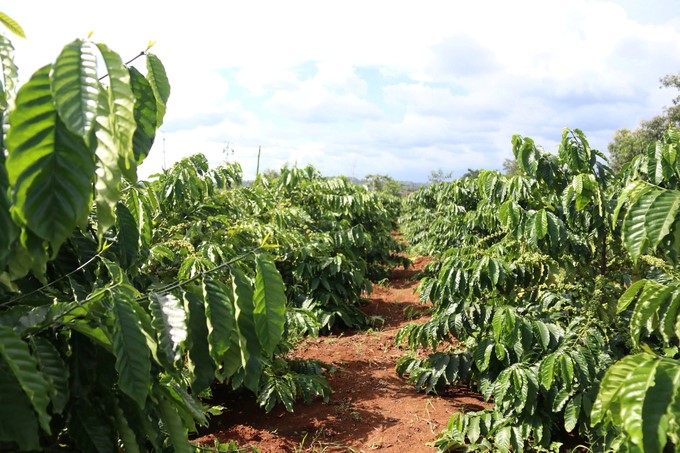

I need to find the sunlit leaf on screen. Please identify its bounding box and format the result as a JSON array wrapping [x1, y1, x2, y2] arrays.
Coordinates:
[[146, 53, 170, 127], [0, 12, 25, 38], [96, 43, 136, 173], [51, 39, 98, 144], [253, 254, 286, 356], [150, 292, 187, 369], [129, 66, 157, 164], [6, 65, 95, 252], [0, 325, 51, 433]]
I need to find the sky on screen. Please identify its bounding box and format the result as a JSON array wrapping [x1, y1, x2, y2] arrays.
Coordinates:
[[4, 1, 680, 182]]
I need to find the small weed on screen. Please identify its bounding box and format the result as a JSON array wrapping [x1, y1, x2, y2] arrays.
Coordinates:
[[376, 277, 392, 288], [194, 439, 260, 452], [349, 410, 362, 421], [323, 332, 343, 344], [368, 315, 385, 327], [363, 324, 384, 336], [368, 440, 383, 449], [294, 428, 360, 453], [294, 429, 327, 453], [402, 305, 425, 321], [336, 400, 352, 413], [207, 405, 226, 416]]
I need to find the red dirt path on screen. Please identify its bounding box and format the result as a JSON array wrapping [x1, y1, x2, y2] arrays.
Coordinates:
[[194, 257, 487, 452]]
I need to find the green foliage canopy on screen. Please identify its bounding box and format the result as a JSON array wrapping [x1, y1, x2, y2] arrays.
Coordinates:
[[399, 127, 680, 452]]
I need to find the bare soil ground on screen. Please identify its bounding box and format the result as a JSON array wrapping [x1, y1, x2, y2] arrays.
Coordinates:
[[194, 256, 488, 452]]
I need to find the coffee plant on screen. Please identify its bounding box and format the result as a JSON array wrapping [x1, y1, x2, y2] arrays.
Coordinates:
[[0, 15, 343, 451], [160, 160, 407, 332], [0, 12, 407, 448], [399, 129, 679, 451]]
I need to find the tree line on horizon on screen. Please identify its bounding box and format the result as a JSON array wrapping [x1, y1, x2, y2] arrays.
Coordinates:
[[423, 73, 680, 183], [354, 73, 680, 199]]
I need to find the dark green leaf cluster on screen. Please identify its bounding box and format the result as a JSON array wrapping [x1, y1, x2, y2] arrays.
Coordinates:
[[0, 23, 325, 451], [398, 128, 680, 451], [174, 163, 407, 331]]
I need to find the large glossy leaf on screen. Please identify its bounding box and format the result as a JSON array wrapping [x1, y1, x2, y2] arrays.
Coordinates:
[[121, 289, 161, 363], [183, 290, 215, 393], [31, 337, 69, 414], [146, 53, 170, 127], [564, 393, 582, 433], [467, 415, 481, 444], [630, 280, 673, 347], [51, 39, 98, 144], [620, 186, 680, 262], [156, 390, 192, 453], [94, 85, 122, 240], [498, 199, 521, 231], [545, 211, 565, 245], [533, 320, 550, 350], [0, 362, 40, 451], [116, 202, 139, 268], [160, 383, 208, 427], [232, 268, 264, 392], [494, 425, 512, 453], [644, 190, 680, 248], [668, 378, 680, 444], [150, 292, 187, 369], [591, 353, 655, 427], [112, 297, 150, 407], [123, 186, 153, 250], [661, 292, 680, 344], [623, 188, 662, 261], [513, 135, 539, 176], [492, 306, 514, 341], [6, 64, 96, 251], [71, 320, 113, 350], [617, 279, 647, 313], [534, 209, 548, 239], [96, 43, 136, 179], [642, 359, 680, 452], [648, 141, 666, 186], [560, 128, 592, 172], [203, 280, 236, 362], [613, 179, 648, 223], [113, 401, 141, 453], [253, 254, 287, 356], [129, 66, 157, 164], [540, 353, 557, 391], [0, 325, 51, 433], [618, 357, 660, 448]]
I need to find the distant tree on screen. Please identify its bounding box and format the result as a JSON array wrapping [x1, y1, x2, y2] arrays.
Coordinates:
[[461, 168, 481, 179], [608, 74, 680, 173], [608, 128, 655, 173], [364, 174, 403, 197], [263, 168, 280, 180], [503, 158, 520, 176], [428, 168, 453, 183]]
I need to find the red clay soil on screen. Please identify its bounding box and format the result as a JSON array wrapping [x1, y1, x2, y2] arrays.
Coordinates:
[[193, 257, 488, 452]]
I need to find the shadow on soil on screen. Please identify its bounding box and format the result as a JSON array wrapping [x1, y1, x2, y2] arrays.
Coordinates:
[[197, 386, 404, 450], [198, 359, 488, 450]]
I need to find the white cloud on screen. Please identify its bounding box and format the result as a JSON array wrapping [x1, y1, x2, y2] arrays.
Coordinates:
[[266, 87, 382, 123], [4, 0, 680, 182]]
